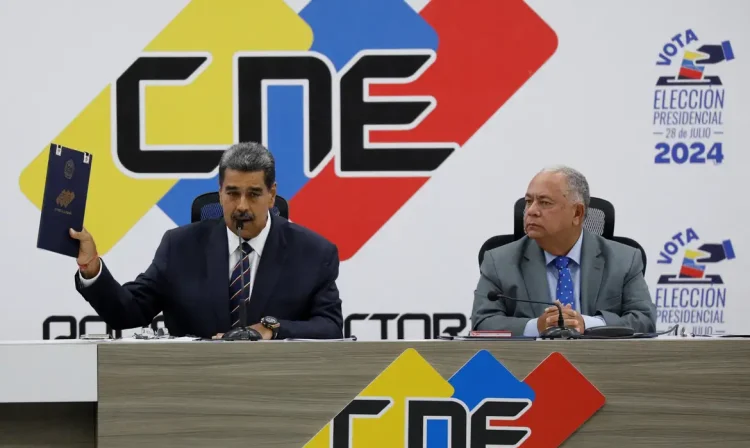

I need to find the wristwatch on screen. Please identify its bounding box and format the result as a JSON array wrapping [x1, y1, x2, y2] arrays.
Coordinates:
[[260, 316, 280, 339]]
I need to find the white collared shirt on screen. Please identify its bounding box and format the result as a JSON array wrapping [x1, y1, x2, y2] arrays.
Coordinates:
[[226, 211, 271, 297], [78, 211, 272, 295]]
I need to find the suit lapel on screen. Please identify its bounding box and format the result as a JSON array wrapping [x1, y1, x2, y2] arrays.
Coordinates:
[[521, 238, 552, 317], [580, 230, 604, 315], [246, 214, 287, 323], [206, 219, 230, 331]]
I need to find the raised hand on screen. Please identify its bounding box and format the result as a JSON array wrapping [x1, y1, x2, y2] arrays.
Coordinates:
[[69, 227, 100, 278]]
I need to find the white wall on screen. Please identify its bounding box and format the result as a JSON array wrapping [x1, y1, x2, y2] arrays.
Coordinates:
[[0, 0, 747, 340]]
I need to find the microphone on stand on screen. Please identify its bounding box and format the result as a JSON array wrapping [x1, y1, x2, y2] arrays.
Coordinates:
[[222, 220, 261, 341], [487, 291, 581, 339]]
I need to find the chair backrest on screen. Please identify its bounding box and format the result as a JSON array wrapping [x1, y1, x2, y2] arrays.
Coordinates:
[[610, 236, 648, 276], [478, 197, 647, 276], [190, 192, 289, 223], [477, 234, 516, 268], [512, 196, 615, 239]]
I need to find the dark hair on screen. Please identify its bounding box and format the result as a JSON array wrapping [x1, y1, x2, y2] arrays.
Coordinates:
[[218, 142, 275, 189]]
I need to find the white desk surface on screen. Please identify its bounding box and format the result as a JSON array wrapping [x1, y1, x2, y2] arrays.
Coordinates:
[[0, 340, 98, 403]]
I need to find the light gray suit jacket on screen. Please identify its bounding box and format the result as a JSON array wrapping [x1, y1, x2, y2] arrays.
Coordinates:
[[471, 230, 657, 336]]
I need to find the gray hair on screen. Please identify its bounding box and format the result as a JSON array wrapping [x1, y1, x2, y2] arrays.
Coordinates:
[[540, 165, 590, 211], [218, 142, 275, 189]]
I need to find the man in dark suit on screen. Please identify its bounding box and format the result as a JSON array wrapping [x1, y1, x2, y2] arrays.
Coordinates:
[[472, 166, 656, 336], [70, 142, 343, 340]]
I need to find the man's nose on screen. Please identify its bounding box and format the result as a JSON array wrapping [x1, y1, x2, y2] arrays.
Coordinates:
[[237, 195, 250, 211], [526, 202, 540, 216]]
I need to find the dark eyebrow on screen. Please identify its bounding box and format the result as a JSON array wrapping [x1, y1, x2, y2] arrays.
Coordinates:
[[225, 185, 264, 193], [526, 194, 553, 200]]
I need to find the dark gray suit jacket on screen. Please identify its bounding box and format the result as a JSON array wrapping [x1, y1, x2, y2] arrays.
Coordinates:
[[471, 230, 656, 335]]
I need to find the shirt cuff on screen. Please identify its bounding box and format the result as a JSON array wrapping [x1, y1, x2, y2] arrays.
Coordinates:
[[523, 318, 540, 337], [78, 259, 102, 287], [582, 314, 606, 330]]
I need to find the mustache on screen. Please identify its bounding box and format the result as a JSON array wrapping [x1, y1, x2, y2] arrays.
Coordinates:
[[232, 212, 255, 222]]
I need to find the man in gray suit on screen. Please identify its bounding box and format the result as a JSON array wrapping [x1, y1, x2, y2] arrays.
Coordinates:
[[471, 166, 656, 336]]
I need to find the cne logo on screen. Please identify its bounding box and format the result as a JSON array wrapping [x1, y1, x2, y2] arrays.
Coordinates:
[[19, 0, 557, 259], [303, 349, 605, 447]]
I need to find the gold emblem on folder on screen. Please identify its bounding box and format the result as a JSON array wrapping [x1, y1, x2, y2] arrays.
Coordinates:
[[56, 190, 75, 208]]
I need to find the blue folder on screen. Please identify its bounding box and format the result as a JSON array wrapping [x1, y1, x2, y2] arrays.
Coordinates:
[[36, 143, 93, 257]]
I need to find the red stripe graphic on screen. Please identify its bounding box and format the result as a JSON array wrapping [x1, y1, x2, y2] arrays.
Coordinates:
[[679, 67, 703, 80], [680, 265, 705, 278], [493, 352, 606, 447], [290, 0, 558, 260]]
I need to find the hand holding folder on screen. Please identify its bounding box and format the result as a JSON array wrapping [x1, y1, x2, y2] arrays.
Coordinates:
[[36, 143, 93, 258], [69, 227, 100, 279]]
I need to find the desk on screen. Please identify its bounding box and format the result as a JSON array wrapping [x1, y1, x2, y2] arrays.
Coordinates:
[[0, 340, 97, 447], [2, 338, 749, 447]]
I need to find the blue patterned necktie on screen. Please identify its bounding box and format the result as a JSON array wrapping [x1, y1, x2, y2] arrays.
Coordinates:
[[554, 256, 575, 310], [229, 242, 253, 327]]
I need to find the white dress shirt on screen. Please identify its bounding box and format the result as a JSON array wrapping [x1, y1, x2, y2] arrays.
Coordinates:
[[78, 211, 272, 297], [226, 212, 271, 297]]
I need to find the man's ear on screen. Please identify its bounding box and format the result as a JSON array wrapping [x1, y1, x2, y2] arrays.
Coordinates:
[[576, 204, 586, 223]]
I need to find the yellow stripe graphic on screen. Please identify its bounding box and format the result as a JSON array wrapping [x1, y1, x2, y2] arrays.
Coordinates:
[[19, 0, 313, 255]]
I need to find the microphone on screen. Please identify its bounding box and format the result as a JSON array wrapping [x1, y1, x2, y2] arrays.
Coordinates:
[[487, 291, 581, 339], [583, 324, 679, 339], [222, 220, 261, 341]]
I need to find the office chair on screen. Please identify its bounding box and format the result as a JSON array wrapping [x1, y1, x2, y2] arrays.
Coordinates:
[[477, 197, 647, 275], [610, 236, 648, 276], [190, 192, 289, 223]]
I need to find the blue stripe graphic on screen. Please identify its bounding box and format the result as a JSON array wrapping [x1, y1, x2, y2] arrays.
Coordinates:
[[156, 0, 437, 226]]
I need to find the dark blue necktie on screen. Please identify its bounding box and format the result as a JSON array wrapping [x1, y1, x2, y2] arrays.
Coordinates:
[[229, 242, 253, 327], [554, 256, 575, 310]]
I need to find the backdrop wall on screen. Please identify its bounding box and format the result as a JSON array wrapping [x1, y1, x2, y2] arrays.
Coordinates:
[[1, 0, 747, 340]]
